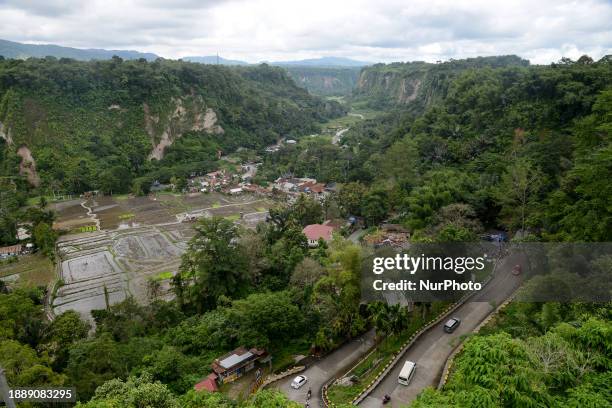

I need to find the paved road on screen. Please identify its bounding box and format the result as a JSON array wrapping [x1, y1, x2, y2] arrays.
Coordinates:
[[360, 255, 522, 407], [274, 330, 376, 407], [348, 229, 367, 244]]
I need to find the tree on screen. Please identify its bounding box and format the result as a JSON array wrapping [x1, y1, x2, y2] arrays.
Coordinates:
[[544, 144, 612, 241], [45, 310, 90, 370], [181, 389, 235, 408], [140, 345, 201, 393], [432, 203, 483, 242], [178, 217, 248, 312], [228, 291, 306, 348], [290, 194, 323, 226], [77, 373, 178, 408], [290, 257, 326, 289], [242, 390, 301, 407], [265, 220, 309, 284], [312, 244, 364, 343], [0, 288, 46, 345], [361, 189, 389, 226], [66, 334, 128, 401], [338, 182, 367, 216], [0, 339, 65, 387], [33, 222, 58, 261], [379, 136, 419, 184], [494, 158, 543, 233]]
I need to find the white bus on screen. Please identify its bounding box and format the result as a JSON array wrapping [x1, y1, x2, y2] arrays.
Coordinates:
[[398, 360, 416, 385]]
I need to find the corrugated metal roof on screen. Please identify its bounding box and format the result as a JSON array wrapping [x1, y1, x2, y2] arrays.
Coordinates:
[[219, 351, 253, 369]]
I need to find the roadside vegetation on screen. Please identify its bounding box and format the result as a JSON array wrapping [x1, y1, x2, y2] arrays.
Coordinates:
[[327, 302, 449, 405], [412, 302, 612, 407]]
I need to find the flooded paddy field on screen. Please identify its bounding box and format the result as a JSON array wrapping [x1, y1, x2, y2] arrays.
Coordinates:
[[52, 223, 194, 320], [50, 192, 276, 320]]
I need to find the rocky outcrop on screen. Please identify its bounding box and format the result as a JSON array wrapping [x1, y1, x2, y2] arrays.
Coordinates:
[[0, 121, 13, 145], [398, 78, 422, 103], [145, 96, 224, 160], [17, 145, 40, 186], [354, 56, 530, 110]]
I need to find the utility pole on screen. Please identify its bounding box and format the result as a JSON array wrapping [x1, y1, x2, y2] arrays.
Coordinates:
[[216, 52, 219, 65], [0, 367, 16, 408]]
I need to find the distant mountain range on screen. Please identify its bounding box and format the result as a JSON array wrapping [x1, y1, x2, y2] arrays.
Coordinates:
[[182, 55, 249, 65], [0, 39, 158, 61], [270, 56, 370, 67], [0, 38, 372, 67]]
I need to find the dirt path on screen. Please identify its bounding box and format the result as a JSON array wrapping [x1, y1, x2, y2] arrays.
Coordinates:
[[81, 200, 101, 230]]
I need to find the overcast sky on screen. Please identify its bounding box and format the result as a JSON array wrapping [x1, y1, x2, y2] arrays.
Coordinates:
[[1, 0, 611, 64]]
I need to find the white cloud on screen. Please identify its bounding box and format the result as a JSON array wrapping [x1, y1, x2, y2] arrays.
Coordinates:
[[0, 0, 610, 63]]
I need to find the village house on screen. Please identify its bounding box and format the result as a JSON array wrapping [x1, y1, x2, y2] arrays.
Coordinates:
[[299, 181, 327, 200], [211, 347, 270, 384], [194, 373, 219, 393], [303, 223, 335, 247], [16, 223, 32, 241], [188, 169, 235, 193], [0, 244, 22, 259]]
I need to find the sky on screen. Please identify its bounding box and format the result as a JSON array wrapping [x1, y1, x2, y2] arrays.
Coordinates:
[[0, 0, 611, 64]]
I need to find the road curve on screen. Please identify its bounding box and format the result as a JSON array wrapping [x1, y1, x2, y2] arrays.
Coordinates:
[[359, 255, 522, 407], [273, 330, 376, 407]]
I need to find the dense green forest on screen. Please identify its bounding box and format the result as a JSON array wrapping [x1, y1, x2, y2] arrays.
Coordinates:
[[0, 57, 344, 195], [260, 55, 612, 240], [1, 53, 611, 408]]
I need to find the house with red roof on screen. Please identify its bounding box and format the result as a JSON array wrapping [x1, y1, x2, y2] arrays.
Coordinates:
[[302, 223, 335, 247], [194, 373, 219, 393]]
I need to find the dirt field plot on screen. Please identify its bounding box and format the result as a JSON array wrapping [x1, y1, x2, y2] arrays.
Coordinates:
[[54, 192, 276, 230], [53, 223, 194, 321], [0, 254, 55, 287], [52, 199, 92, 231]]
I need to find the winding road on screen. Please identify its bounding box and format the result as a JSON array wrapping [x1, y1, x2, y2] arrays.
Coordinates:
[[273, 249, 522, 407], [273, 330, 376, 407], [359, 253, 523, 407]]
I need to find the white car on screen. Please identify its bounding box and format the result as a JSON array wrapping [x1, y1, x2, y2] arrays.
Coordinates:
[[291, 375, 308, 389]]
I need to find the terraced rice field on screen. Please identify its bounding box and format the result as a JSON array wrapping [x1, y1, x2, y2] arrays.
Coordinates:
[[52, 223, 194, 320], [50, 192, 276, 321]]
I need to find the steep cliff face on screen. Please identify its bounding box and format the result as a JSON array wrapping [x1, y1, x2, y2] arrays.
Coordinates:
[[353, 56, 530, 111], [284, 66, 361, 96], [144, 96, 224, 160]]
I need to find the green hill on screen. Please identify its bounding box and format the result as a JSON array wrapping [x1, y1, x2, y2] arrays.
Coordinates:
[[352, 55, 530, 111], [0, 58, 344, 194]]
